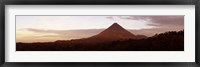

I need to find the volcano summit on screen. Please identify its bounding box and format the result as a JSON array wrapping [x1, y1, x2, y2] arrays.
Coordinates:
[[90, 23, 137, 41]]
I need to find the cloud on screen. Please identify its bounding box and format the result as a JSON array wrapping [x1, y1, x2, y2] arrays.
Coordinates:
[[27, 28, 103, 35], [27, 28, 66, 34], [26, 28, 103, 39], [118, 16, 184, 26], [106, 16, 114, 20], [147, 24, 161, 26]]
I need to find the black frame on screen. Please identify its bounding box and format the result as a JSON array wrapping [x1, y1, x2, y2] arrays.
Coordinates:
[[0, 0, 200, 67]]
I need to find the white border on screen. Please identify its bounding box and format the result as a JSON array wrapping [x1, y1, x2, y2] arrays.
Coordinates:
[[5, 5, 195, 62]]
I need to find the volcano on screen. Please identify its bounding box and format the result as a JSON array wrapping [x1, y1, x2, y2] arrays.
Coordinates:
[[89, 23, 137, 41], [56, 23, 137, 43]]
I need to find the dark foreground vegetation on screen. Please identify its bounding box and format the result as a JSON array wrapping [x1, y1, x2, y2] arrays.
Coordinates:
[[16, 30, 184, 51]]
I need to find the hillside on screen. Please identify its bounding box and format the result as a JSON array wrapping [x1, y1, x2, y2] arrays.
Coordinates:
[[16, 30, 184, 51]]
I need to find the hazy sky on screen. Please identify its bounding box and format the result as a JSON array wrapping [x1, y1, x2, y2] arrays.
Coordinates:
[[16, 16, 184, 42]]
